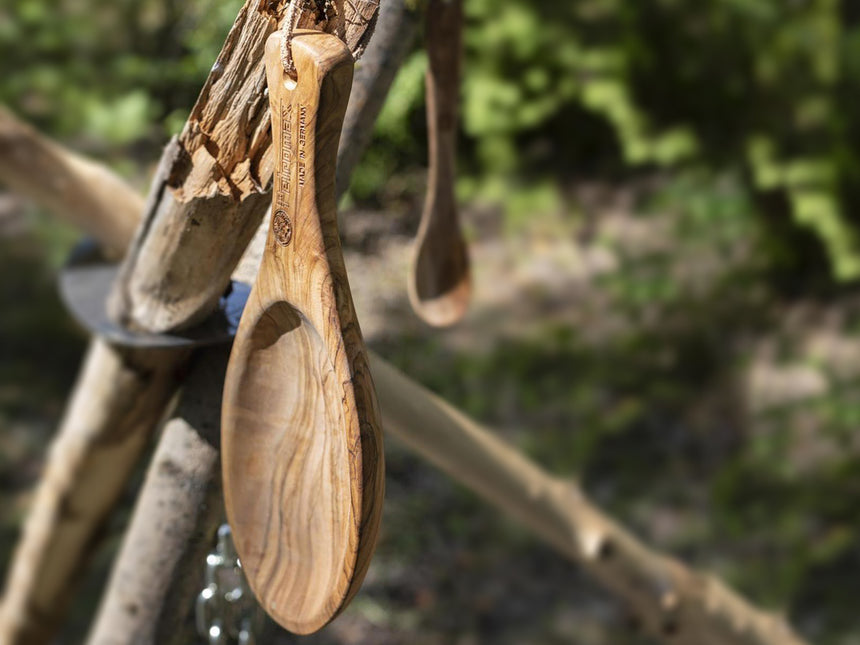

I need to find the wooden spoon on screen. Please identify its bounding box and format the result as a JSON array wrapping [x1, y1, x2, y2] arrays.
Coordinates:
[[222, 30, 384, 635], [408, 0, 471, 327]]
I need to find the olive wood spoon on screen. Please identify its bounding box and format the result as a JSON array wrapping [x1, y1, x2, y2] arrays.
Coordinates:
[[222, 30, 384, 635], [408, 0, 471, 327]]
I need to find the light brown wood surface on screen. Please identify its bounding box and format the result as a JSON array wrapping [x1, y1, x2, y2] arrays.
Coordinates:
[[221, 31, 384, 635], [408, 0, 471, 327]]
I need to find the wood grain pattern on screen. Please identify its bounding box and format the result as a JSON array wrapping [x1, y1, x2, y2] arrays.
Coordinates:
[[221, 31, 384, 635], [408, 0, 471, 327]]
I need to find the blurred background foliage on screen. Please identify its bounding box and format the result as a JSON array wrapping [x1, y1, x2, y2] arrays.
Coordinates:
[[4, 0, 860, 643], [3, 0, 860, 282]]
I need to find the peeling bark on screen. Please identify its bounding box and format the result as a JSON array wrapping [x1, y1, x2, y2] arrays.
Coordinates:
[[107, 0, 384, 334]]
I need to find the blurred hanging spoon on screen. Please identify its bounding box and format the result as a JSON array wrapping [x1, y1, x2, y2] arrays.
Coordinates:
[[408, 0, 471, 327]]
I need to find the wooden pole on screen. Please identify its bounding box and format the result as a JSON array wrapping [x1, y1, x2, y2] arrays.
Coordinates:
[[370, 356, 807, 645], [85, 348, 229, 645], [0, 1, 419, 642]]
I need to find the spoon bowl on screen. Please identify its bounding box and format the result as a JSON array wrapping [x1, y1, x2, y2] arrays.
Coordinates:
[[224, 301, 352, 628], [409, 219, 470, 326]]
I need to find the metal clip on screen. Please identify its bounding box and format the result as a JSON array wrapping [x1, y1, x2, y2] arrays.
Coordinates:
[[196, 524, 262, 645]]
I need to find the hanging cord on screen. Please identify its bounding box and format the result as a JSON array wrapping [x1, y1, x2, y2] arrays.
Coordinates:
[[279, 0, 308, 77], [277, 0, 378, 77]]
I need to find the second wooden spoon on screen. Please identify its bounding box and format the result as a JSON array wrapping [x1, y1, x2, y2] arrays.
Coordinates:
[[408, 0, 471, 327]]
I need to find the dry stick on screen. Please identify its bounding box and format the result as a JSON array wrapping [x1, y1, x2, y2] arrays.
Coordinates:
[[0, 1, 408, 643], [84, 348, 230, 645], [370, 357, 807, 645], [0, 13, 809, 645]]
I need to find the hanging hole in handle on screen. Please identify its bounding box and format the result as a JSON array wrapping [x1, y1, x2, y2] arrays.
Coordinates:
[[280, 32, 298, 88]]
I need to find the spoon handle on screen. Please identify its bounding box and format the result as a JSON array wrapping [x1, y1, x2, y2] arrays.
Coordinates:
[[424, 0, 463, 224], [408, 0, 471, 326], [264, 32, 352, 277], [263, 30, 385, 624]]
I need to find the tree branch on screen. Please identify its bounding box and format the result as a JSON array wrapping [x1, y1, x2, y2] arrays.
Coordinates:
[[0, 106, 142, 258], [85, 348, 229, 645], [369, 356, 807, 645]]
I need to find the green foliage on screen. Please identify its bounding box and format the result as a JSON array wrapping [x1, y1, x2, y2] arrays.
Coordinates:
[[6, 0, 860, 280], [0, 0, 242, 147], [348, 0, 860, 281]]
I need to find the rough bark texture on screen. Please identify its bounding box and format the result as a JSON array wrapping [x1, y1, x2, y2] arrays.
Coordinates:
[[85, 348, 228, 645], [107, 0, 383, 334], [0, 1, 415, 642], [0, 106, 142, 258]]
